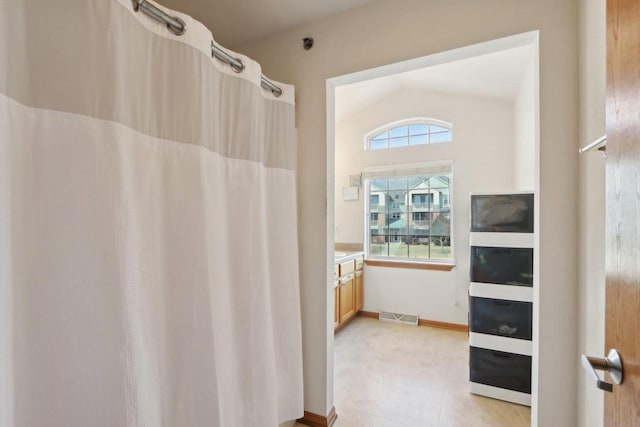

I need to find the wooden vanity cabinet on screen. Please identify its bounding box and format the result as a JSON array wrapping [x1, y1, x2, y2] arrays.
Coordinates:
[[338, 260, 355, 324], [334, 256, 364, 330], [334, 287, 340, 328], [355, 270, 363, 312], [338, 275, 355, 323]]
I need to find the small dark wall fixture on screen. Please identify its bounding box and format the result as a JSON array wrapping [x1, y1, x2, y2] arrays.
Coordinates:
[[303, 37, 314, 50]]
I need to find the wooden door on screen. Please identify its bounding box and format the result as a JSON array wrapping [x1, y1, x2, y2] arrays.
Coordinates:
[[334, 286, 340, 329], [355, 270, 363, 311], [339, 275, 355, 324], [605, 0, 640, 424]]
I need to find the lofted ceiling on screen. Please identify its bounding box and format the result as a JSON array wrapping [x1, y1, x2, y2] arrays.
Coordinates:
[[335, 45, 535, 122], [159, 0, 379, 48]]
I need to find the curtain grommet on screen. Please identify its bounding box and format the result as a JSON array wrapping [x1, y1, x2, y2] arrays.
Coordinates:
[[167, 16, 186, 36], [231, 59, 245, 74]]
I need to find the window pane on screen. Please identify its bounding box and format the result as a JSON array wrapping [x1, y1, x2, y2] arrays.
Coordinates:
[[430, 125, 449, 133], [386, 206, 407, 258], [378, 214, 388, 233], [411, 193, 431, 210], [409, 237, 430, 259], [388, 177, 407, 191], [430, 212, 451, 260], [369, 234, 388, 257], [372, 132, 388, 141], [371, 179, 388, 191], [430, 130, 452, 143], [409, 213, 429, 261], [410, 212, 431, 231], [369, 195, 380, 213], [370, 139, 388, 150], [388, 126, 408, 138], [436, 188, 450, 211], [369, 211, 382, 237], [429, 175, 450, 189], [409, 134, 428, 145], [388, 235, 408, 258], [388, 194, 406, 212], [407, 176, 422, 188], [387, 210, 404, 230], [388, 136, 407, 148], [409, 124, 428, 135]]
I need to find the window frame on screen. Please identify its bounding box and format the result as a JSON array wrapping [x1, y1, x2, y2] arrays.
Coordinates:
[[364, 171, 454, 266]]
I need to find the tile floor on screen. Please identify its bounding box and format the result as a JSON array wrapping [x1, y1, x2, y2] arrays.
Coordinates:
[[298, 316, 530, 427]]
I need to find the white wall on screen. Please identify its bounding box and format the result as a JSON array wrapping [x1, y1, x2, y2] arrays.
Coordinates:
[[577, 0, 606, 426], [238, 0, 579, 424], [335, 88, 516, 324], [514, 57, 536, 191]]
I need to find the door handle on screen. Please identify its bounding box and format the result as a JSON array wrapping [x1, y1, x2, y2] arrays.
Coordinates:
[[580, 349, 623, 392]]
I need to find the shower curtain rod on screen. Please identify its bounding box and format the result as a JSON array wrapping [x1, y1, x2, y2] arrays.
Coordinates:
[[132, 0, 283, 97]]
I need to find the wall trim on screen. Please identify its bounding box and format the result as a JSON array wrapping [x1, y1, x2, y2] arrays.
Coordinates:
[[358, 310, 468, 332], [297, 407, 337, 427]]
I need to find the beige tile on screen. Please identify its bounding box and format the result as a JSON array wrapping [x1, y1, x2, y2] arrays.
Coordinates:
[[437, 410, 495, 427], [334, 407, 415, 427], [439, 387, 530, 427], [333, 317, 530, 427]]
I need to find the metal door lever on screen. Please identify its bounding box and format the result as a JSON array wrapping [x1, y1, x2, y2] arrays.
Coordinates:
[[581, 349, 623, 392]]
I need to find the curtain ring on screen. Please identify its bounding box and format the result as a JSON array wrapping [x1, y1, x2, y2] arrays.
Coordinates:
[[231, 60, 245, 74], [132, 0, 186, 36], [167, 17, 186, 36]]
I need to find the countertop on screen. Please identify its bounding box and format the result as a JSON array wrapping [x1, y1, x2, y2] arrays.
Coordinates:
[[334, 250, 364, 264], [334, 251, 364, 288]]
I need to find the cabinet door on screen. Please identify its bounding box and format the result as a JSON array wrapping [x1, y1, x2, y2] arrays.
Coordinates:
[[334, 286, 340, 329], [339, 260, 355, 276], [339, 275, 355, 324], [469, 297, 532, 340], [470, 347, 532, 394], [470, 246, 533, 287], [470, 193, 534, 233], [355, 270, 363, 311]]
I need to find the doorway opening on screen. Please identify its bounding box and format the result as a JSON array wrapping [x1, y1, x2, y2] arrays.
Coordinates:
[[326, 31, 539, 426]]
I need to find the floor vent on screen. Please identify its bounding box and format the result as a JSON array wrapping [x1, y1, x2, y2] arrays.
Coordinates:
[[378, 311, 419, 326]]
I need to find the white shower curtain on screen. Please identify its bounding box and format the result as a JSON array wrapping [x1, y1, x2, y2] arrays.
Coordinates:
[[0, 1, 303, 426]]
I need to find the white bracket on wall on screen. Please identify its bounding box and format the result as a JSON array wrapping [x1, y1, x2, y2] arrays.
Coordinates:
[[349, 173, 362, 187]]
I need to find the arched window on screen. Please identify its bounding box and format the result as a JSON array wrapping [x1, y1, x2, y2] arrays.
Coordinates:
[[366, 119, 452, 150]]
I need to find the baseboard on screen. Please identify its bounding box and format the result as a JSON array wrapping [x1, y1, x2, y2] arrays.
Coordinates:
[[297, 407, 337, 427], [418, 318, 468, 332], [357, 311, 468, 333], [357, 310, 378, 319]]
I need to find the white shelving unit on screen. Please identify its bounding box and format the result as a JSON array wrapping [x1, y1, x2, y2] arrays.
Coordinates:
[[468, 192, 534, 407]]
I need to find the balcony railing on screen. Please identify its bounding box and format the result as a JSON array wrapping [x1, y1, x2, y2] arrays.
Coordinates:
[[411, 202, 430, 209], [411, 220, 430, 228]]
